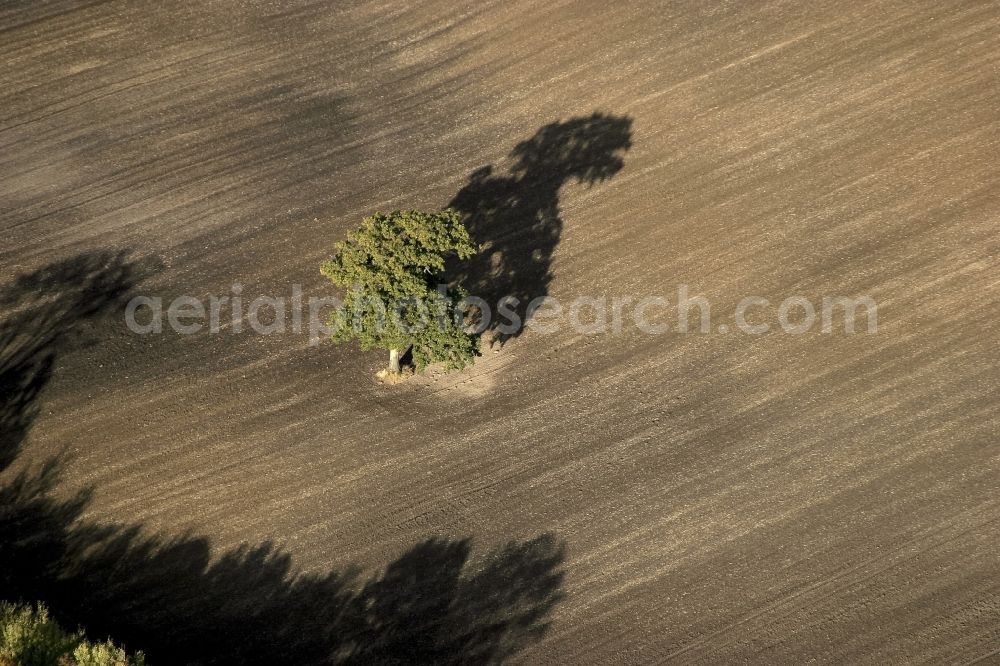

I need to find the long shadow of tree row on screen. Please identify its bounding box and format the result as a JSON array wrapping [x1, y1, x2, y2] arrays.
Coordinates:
[[447, 112, 633, 341], [0, 252, 565, 664]]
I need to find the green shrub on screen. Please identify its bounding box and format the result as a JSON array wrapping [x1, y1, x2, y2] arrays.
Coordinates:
[[0, 602, 144, 666], [70, 641, 141, 666]]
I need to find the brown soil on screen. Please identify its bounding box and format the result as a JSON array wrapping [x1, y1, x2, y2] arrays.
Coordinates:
[[1, 0, 997, 663]]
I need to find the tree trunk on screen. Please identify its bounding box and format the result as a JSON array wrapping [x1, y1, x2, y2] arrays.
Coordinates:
[[388, 348, 400, 374]]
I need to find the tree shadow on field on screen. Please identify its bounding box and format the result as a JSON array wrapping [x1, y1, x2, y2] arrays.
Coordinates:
[[0, 250, 159, 613], [447, 112, 632, 342], [0, 250, 155, 468], [0, 252, 566, 664]]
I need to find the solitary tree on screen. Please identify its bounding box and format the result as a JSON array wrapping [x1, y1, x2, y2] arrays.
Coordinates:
[[321, 209, 479, 375]]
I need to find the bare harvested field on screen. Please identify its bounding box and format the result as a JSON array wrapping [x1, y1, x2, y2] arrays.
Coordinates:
[[1, 0, 998, 663]]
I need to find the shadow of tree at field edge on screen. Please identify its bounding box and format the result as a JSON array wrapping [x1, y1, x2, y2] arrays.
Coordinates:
[[0, 251, 565, 664]]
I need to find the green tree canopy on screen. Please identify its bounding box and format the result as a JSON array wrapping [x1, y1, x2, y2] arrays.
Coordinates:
[[321, 209, 479, 372]]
